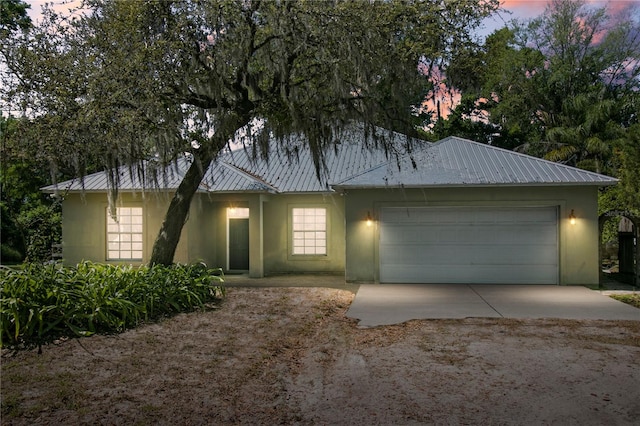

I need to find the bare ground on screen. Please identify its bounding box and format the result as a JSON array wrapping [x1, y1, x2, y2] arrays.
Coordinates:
[[2, 287, 640, 425]]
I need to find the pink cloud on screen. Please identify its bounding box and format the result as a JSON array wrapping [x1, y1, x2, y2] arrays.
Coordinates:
[[498, 1, 639, 23], [26, 0, 83, 23]]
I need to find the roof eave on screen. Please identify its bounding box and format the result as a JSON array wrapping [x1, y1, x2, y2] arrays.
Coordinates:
[[332, 181, 618, 189], [41, 187, 181, 194], [204, 189, 277, 194]]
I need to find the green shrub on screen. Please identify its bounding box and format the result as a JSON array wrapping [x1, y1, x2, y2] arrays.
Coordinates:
[[16, 204, 62, 263], [0, 262, 224, 348]]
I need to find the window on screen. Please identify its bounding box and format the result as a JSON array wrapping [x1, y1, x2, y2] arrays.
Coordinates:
[[107, 207, 143, 260], [227, 207, 250, 219], [292, 208, 326, 255]]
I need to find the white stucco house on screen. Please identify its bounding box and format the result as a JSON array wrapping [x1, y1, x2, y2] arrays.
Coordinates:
[[43, 127, 617, 285]]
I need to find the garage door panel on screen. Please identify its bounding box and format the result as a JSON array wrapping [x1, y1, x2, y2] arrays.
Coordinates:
[[379, 207, 558, 284], [381, 264, 558, 284], [518, 226, 555, 241], [385, 224, 556, 244], [381, 242, 557, 266]]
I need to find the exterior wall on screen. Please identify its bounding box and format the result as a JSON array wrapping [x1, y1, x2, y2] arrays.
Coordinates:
[[61, 185, 599, 284], [186, 193, 346, 276], [261, 193, 345, 276], [60, 192, 189, 266], [343, 186, 601, 285], [60, 193, 107, 265], [60, 191, 345, 277], [185, 195, 256, 274]]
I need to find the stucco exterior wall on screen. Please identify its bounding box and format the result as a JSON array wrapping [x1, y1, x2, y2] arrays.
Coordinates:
[[60, 192, 189, 266], [60, 191, 347, 276], [343, 186, 601, 285], [60, 185, 600, 285], [261, 194, 345, 276], [185, 193, 346, 276], [185, 195, 256, 274]]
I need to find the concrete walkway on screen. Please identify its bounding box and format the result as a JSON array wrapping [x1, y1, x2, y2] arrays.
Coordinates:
[[347, 284, 640, 327]]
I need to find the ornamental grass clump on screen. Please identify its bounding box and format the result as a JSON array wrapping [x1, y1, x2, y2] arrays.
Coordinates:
[[0, 261, 224, 348]]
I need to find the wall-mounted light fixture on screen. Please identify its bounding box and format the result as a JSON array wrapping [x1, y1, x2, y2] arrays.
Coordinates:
[[366, 211, 373, 227], [569, 209, 576, 225]]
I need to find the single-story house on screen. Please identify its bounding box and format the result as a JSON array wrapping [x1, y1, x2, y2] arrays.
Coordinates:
[[43, 127, 617, 285]]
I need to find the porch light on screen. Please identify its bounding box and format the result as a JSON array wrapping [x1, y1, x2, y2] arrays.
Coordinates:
[[569, 209, 576, 225], [366, 211, 373, 227]]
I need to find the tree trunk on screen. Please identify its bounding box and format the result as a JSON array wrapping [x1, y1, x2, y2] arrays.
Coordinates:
[[148, 111, 252, 266], [149, 149, 214, 266]]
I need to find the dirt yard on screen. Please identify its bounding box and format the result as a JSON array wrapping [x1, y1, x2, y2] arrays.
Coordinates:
[[2, 287, 639, 425]]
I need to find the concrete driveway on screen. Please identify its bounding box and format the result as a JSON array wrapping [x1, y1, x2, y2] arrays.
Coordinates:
[[347, 284, 640, 327], [224, 275, 639, 326]]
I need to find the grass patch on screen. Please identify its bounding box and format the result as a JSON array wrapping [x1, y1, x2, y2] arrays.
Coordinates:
[[610, 293, 640, 309]]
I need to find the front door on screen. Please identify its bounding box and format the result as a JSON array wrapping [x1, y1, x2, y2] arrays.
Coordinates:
[[229, 218, 249, 270]]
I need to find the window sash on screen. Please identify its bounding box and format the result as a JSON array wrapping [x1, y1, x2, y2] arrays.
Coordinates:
[[107, 207, 143, 260], [292, 208, 327, 255]]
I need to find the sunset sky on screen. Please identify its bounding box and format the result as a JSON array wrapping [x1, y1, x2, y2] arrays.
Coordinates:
[[25, 0, 640, 40], [26, 0, 640, 33], [24, 0, 639, 119], [483, 1, 640, 36]]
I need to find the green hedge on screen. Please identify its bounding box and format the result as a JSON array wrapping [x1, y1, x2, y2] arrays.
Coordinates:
[[0, 261, 224, 348]]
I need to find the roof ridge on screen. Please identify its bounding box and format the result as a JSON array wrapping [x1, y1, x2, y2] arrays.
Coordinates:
[[219, 162, 279, 193], [331, 139, 435, 186]]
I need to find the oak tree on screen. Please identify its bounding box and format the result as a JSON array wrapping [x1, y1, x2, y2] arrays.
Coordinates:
[[1, 0, 499, 265]]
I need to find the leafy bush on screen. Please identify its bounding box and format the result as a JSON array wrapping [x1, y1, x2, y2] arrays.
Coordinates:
[[0, 262, 224, 348], [17, 204, 62, 263]]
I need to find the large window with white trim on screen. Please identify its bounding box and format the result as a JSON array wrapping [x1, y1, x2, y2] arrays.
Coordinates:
[[292, 208, 326, 255], [107, 207, 143, 260]]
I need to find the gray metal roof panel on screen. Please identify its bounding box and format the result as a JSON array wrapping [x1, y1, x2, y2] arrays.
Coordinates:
[[213, 128, 408, 193], [42, 158, 198, 193], [42, 131, 617, 194], [333, 136, 618, 187], [209, 162, 278, 192]]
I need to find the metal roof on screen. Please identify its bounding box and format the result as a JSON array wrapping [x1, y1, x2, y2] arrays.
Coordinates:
[[41, 159, 190, 193], [42, 132, 617, 194], [333, 136, 618, 188], [41, 157, 282, 194], [215, 129, 406, 192]]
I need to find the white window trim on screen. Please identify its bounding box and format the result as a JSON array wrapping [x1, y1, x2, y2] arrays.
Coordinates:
[[290, 206, 328, 257], [106, 206, 144, 261]]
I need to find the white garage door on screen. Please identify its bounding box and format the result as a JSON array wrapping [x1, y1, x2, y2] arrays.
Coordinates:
[[379, 206, 558, 284]]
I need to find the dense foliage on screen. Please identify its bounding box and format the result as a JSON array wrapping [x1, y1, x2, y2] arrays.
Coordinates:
[[0, 262, 225, 348], [441, 0, 640, 212], [1, 0, 499, 266], [0, 116, 64, 263]]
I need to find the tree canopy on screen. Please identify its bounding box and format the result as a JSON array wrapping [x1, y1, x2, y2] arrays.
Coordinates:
[[1, 0, 499, 265], [0, 0, 31, 35], [441, 0, 640, 210]]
